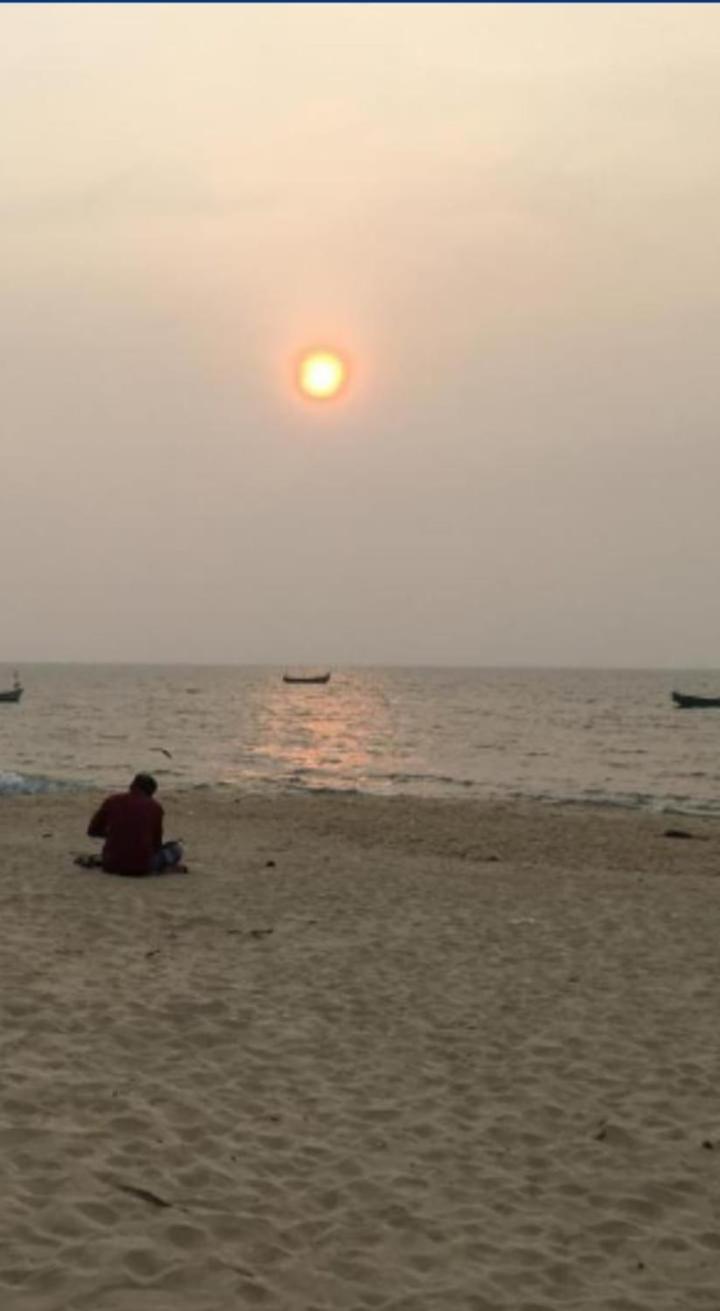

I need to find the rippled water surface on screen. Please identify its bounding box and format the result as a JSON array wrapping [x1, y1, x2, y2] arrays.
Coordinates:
[[2, 665, 720, 814]]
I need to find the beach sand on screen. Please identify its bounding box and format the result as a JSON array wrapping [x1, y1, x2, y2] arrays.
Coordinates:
[[1, 790, 720, 1310]]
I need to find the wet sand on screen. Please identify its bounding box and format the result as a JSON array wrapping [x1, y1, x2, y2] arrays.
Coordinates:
[[1, 790, 720, 1310]]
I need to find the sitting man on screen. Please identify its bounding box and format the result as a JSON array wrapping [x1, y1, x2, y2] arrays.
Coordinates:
[[87, 773, 186, 876]]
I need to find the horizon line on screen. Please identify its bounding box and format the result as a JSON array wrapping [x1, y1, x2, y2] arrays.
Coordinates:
[[4, 660, 720, 673]]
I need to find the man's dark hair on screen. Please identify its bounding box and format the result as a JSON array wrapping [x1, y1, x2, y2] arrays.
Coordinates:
[[131, 772, 158, 796]]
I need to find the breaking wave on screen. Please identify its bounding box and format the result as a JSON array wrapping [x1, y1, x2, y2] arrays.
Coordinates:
[[0, 772, 83, 797]]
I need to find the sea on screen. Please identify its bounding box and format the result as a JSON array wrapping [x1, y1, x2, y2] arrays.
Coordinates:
[[2, 665, 720, 817]]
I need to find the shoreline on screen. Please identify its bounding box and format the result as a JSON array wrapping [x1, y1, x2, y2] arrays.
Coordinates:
[[1, 791, 719, 1308], [4, 769, 720, 823]]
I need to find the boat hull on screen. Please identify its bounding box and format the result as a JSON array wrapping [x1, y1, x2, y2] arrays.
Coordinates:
[[282, 674, 331, 685], [0, 688, 22, 703], [672, 691, 720, 708]]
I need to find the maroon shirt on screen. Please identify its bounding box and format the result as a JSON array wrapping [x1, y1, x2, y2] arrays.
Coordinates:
[[88, 790, 164, 875]]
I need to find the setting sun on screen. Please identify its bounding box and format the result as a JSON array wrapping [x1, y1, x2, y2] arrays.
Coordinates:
[[297, 349, 348, 401]]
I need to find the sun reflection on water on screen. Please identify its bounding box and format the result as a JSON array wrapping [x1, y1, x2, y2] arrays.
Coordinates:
[[245, 675, 393, 788]]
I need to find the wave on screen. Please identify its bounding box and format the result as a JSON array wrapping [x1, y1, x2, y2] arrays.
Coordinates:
[[531, 788, 720, 818], [367, 771, 476, 789], [0, 771, 84, 796]]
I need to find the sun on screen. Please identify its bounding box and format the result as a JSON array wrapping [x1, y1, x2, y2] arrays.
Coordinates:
[[297, 349, 348, 401]]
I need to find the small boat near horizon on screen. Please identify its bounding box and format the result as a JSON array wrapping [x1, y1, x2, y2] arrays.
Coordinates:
[[671, 690, 720, 709], [0, 671, 23, 704], [282, 672, 331, 685]]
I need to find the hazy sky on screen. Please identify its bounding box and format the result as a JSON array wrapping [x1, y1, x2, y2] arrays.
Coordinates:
[[4, 3, 720, 666]]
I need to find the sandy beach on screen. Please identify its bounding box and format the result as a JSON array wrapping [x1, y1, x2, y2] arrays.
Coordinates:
[[1, 790, 720, 1310]]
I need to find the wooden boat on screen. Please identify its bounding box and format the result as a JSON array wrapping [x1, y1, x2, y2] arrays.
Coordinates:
[[282, 672, 331, 685], [0, 672, 22, 704], [672, 690, 720, 708]]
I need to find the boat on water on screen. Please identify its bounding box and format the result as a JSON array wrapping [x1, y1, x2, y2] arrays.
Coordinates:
[[0, 672, 23, 704], [282, 672, 331, 685], [672, 691, 720, 709]]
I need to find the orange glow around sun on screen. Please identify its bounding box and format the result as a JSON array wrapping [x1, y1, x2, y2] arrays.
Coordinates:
[[297, 349, 348, 401]]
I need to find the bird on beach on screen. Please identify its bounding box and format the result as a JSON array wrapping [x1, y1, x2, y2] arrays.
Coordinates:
[[151, 748, 173, 759]]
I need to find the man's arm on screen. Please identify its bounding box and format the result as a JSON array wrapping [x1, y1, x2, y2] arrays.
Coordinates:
[[87, 800, 110, 839]]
